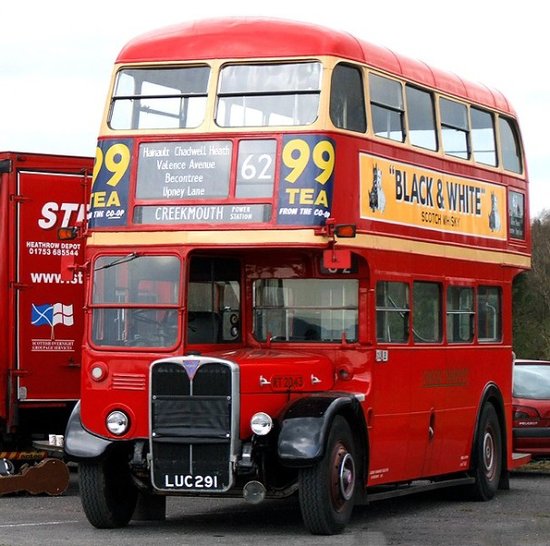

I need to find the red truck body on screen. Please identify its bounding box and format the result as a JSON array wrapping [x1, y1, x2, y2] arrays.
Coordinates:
[[0, 151, 92, 452]]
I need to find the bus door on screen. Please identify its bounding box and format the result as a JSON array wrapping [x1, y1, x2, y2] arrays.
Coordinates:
[[185, 257, 241, 346], [423, 284, 479, 476], [409, 280, 446, 478], [368, 280, 415, 484]]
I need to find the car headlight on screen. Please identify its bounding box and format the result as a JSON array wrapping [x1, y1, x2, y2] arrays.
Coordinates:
[[106, 410, 130, 435], [250, 412, 273, 436]]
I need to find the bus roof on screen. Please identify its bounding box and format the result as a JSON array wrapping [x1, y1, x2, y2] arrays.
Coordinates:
[[116, 17, 513, 114]]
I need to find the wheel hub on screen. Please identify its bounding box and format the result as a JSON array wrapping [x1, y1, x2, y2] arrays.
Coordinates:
[[483, 430, 496, 479], [330, 442, 356, 510], [338, 452, 355, 501]]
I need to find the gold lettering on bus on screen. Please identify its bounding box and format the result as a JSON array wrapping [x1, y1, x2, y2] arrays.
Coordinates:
[[90, 190, 121, 208], [285, 188, 328, 206], [423, 368, 469, 388]]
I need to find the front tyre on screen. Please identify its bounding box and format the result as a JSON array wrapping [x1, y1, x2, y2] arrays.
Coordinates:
[[298, 415, 357, 535], [79, 449, 138, 528], [468, 403, 502, 501]]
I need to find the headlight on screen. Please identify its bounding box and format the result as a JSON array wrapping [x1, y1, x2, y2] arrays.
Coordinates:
[[250, 412, 273, 436], [106, 410, 130, 435]]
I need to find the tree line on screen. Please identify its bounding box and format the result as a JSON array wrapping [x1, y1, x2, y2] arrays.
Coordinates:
[[513, 210, 550, 359]]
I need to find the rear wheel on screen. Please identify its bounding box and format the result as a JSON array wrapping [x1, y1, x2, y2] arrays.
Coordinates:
[[467, 403, 502, 501], [79, 450, 138, 528], [298, 415, 357, 535]]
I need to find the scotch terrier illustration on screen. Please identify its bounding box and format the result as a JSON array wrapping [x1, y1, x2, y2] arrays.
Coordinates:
[[368, 164, 386, 213], [488, 192, 501, 232]]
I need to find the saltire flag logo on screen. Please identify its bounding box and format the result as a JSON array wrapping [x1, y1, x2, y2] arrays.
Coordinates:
[[31, 303, 74, 340]]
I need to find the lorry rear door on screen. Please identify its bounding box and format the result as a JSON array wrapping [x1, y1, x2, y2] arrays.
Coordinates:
[[16, 169, 86, 401]]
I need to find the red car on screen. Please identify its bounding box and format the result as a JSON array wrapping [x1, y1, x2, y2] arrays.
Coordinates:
[[512, 359, 550, 458]]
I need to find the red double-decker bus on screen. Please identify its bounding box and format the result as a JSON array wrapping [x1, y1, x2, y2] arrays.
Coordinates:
[[64, 18, 531, 534]]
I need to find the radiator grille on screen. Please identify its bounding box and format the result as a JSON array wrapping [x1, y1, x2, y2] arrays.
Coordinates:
[[150, 357, 237, 492]]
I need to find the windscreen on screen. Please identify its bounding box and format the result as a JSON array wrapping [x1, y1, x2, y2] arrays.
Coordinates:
[[91, 254, 180, 348]]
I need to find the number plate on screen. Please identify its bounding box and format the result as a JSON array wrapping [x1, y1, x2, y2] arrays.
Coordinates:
[[163, 474, 219, 490]]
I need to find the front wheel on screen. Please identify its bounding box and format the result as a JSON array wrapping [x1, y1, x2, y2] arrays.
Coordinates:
[[298, 415, 357, 535], [79, 449, 138, 528], [468, 403, 502, 501]]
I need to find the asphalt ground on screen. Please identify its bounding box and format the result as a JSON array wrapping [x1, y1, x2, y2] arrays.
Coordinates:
[[1, 461, 549, 546]]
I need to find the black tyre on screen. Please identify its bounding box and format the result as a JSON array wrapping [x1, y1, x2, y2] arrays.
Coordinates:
[[298, 415, 357, 535], [468, 403, 502, 501], [79, 451, 138, 528]]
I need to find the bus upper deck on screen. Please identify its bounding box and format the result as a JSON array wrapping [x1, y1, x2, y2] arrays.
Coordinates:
[[88, 18, 529, 272]]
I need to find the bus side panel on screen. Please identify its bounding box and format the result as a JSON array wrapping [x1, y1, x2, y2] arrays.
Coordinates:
[[16, 171, 85, 401]]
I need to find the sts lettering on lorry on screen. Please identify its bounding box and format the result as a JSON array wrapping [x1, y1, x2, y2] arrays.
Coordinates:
[[0, 152, 92, 495]]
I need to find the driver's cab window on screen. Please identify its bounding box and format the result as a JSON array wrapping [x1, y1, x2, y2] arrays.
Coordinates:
[[187, 257, 241, 344], [91, 254, 180, 348]]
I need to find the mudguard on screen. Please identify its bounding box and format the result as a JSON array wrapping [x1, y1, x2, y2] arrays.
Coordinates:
[[63, 401, 113, 461], [277, 394, 360, 465]]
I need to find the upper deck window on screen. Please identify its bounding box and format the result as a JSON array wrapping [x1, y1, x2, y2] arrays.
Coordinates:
[[406, 85, 437, 151], [471, 108, 496, 166], [109, 66, 210, 130], [216, 62, 321, 127], [369, 74, 405, 142], [330, 64, 366, 133], [499, 117, 523, 173], [440, 98, 470, 160]]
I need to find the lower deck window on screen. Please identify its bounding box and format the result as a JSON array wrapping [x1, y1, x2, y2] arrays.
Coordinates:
[[447, 286, 474, 343], [413, 281, 442, 343], [376, 281, 409, 343], [477, 286, 502, 342], [253, 279, 358, 342]]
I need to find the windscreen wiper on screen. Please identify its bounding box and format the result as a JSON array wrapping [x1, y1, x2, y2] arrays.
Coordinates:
[[94, 252, 141, 271]]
